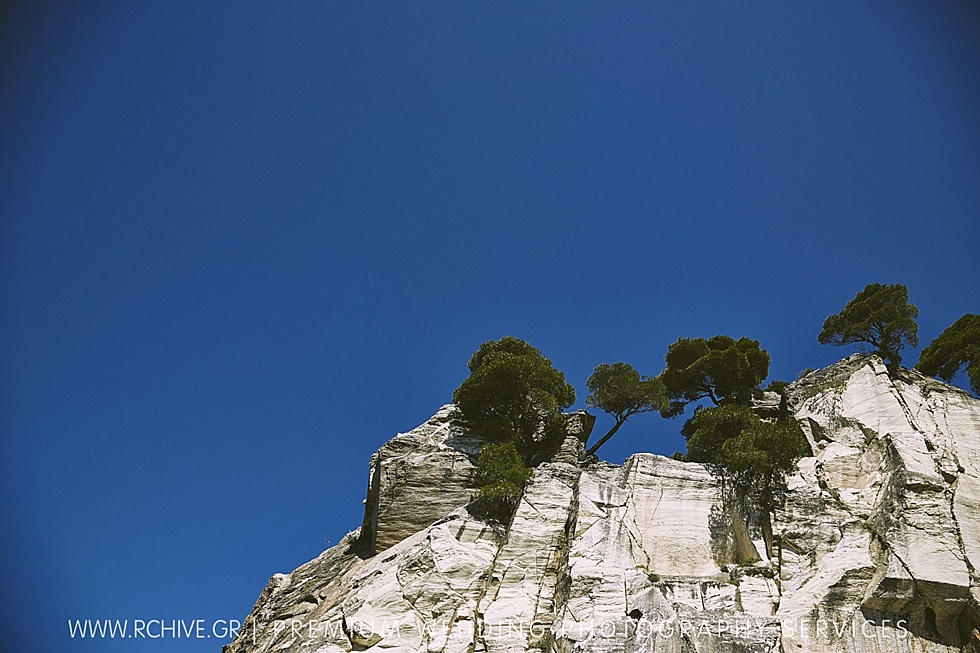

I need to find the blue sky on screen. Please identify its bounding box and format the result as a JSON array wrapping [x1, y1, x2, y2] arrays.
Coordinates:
[[1, 3, 978, 651]]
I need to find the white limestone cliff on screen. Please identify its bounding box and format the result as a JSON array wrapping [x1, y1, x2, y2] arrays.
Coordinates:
[[225, 355, 980, 653]]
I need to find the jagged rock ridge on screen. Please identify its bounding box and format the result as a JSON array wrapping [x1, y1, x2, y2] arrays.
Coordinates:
[[225, 355, 980, 653]]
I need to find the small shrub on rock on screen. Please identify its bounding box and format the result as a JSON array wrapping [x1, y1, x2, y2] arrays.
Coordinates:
[[473, 441, 532, 522]]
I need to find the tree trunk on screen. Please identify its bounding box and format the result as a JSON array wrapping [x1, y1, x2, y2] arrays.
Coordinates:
[[761, 487, 775, 559], [586, 419, 625, 456]]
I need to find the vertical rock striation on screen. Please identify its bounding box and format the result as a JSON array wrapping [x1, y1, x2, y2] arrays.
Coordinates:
[[227, 355, 980, 653], [778, 355, 980, 652]]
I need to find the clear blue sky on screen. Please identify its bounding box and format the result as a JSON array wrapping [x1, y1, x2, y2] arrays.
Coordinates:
[[1, 3, 978, 651]]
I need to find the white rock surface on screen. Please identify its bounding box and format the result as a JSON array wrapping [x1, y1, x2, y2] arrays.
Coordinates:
[[356, 405, 483, 554], [227, 355, 980, 653], [780, 355, 980, 652], [553, 454, 778, 653], [479, 463, 580, 652]]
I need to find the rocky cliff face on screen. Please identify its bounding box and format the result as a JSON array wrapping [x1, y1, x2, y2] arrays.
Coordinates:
[[225, 355, 980, 653]]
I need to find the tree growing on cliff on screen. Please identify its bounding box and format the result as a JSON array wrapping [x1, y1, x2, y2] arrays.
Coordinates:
[[453, 336, 576, 460], [472, 441, 533, 521], [682, 404, 808, 496], [720, 419, 808, 498], [917, 313, 980, 396], [818, 283, 918, 370], [659, 336, 770, 416], [681, 404, 759, 465], [682, 403, 808, 554], [584, 362, 669, 455]]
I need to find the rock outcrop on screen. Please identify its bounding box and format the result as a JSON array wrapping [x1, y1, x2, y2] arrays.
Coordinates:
[[226, 355, 980, 653], [355, 405, 483, 555], [777, 356, 980, 652]]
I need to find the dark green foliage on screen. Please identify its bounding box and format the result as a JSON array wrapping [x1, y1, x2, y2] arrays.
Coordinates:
[[721, 419, 809, 495], [683, 404, 809, 559], [586, 363, 668, 421], [585, 362, 669, 455], [818, 283, 918, 369], [473, 441, 532, 521], [454, 337, 573, 522], [917, 314, 980, 396], [796, 368, 815, 380], [683, 405, 808, 502], [682, 404, 759, 465], [660, 336, 770, 416], [453, 336, 575, 460], [670, 451, 688, 462], [766, 380, 789, 395]]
